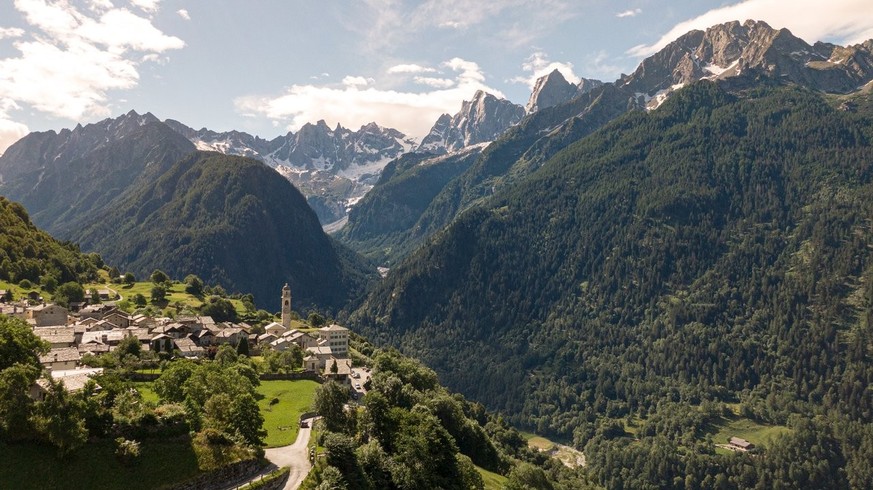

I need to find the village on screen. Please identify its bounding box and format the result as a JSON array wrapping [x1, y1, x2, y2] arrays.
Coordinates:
[[0, 283, 359, 399]]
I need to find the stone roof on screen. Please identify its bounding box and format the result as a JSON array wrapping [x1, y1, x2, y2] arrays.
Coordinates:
[[33, 327, 75, 345], [40, 347, 80, 364], [320, 324, 349, 332], [306, 345, 333, 356], [173, 337, 204, 354], [323, 357, 352, 376]]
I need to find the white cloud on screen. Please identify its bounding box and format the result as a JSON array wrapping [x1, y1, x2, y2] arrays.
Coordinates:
[[0, 0, 184, 123], [342, 76, 372, 87], [512, 52, 580, 88], [0, 27, 25, 39], [235, 58, 501, 138], [413, 76, 455, 88], [387, 63, 437, 74], [616, 8, 642, 18], [359, 0, 578, 52], [628, 0, 873, 57], [0, 100, 29, 156], [177, 9, 190, 21], [129, 0, 160, 12]]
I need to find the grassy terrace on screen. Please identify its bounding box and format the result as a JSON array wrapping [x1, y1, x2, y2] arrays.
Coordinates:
[[0, 439, 201, 490], [256, 380, 319, 447], [133, 379, 319, 448], [709, 416, 790, 454]]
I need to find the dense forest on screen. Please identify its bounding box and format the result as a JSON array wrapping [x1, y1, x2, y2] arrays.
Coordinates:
[[303, 344, 594, 490], [0, 196, 100, 287], [350, 82, 873, 487]]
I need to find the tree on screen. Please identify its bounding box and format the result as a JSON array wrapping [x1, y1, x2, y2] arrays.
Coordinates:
[[215, 344, 239, 365], [150, 285, 167, 303], [505, 463, 554, 490], [184, 274, 204, 296], [308, 312, 326, 327], [123, 272, 136, 285], [30, 378, 88, 457], [229, 393, 265, 447], [107, 266, 120, 281], [200, 296, 237, 322], [89, 288, 100, 304], [132, 293, 147, 306], [0, 316, 49, 370], [0, 363, 39, 440], [150, 269, 170, 284], [41, 275, 58, 293], [315, 381, 349, 433], [236, 335, 250, 357], [53, 281, 85, 308]]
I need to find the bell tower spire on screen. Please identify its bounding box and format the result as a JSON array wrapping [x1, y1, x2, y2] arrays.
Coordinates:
[[281, 283, 292, 329]]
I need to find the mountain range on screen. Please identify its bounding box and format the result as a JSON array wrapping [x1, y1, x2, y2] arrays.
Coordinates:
[[338, 20, 873, 266], [3, 19, 873, 487]]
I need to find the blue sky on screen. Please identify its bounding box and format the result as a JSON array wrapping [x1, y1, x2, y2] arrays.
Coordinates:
[[1, 0, 872, 154]]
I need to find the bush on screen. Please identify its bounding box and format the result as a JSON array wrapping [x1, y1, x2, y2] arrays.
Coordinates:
[[113, 437, 141, 466]]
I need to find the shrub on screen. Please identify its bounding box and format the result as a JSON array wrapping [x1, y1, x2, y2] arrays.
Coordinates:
[[115, 437, 141, 465]]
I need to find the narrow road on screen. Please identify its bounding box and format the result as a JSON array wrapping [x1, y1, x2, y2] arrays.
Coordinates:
[[264, 417, 316, 490]]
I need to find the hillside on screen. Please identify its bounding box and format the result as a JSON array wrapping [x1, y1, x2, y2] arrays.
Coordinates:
[[336, 21, 873, 267], [67, 151, 373, 311], [349, 83, 873, 484], [0, 196, 99, 288], [0, 111, 196, 238], [336, 145, 485, 264]]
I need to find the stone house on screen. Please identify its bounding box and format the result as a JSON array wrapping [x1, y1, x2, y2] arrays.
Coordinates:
[[40, 347, 80, 371], [27, 304, 68, 327], [318, 324, 349, 357]]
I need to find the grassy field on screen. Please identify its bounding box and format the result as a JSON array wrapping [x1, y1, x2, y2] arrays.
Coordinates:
[[256, 380, 319, 448], [709, 416, 790, 450], [476, 465, 508, 489], [0, 439, 201, 490], [131, 381, 160, 405], [520, 431, 586, 468], [131, 379, 318, 448]]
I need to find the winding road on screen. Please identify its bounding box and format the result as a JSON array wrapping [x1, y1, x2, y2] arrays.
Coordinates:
[[264, 416, 316, 490]]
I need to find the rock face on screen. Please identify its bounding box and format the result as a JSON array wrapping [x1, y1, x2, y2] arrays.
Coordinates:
[[0, 110, 195, 236], [526, 69, 579, 113], [165, 119, 417, 224], [418, 91, 525, 154], [620, 20, 873, 109]]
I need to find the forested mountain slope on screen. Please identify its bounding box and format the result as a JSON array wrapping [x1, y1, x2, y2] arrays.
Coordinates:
[[0, 112, 195, 238], [351, 83, 873, 444], [68, 152, 373, 311], [0, 196, 99, 286]]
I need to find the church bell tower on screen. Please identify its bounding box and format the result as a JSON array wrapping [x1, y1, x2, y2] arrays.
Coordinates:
[[281, 283, 292, 330]]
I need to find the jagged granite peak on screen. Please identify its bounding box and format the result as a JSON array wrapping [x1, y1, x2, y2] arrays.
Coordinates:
[[526, 69, 578, 113], [620, 19, 873, 110], [0, 109, 164, 184], [163, 119, 272, 160], [575, 77, 604, 97], [418, 90, 524, 154], [163, 117, 416, 224]]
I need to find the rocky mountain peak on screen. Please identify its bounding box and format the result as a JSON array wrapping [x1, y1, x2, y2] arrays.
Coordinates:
[[620, 19, 873, 110], [526, 69, 578, 113], [417, 91, 524, 155]]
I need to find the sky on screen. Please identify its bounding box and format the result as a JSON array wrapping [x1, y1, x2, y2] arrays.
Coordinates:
[[1, 0, 872, 155]]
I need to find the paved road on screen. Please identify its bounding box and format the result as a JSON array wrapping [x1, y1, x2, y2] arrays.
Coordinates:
[[264, 417, 316, 490]]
